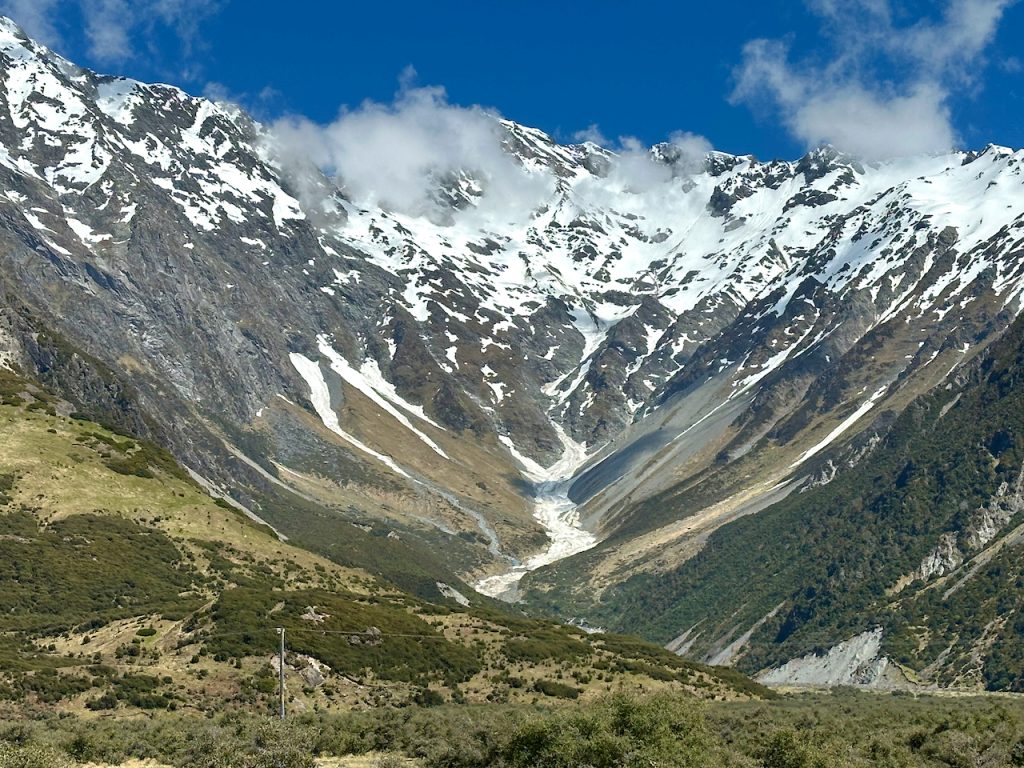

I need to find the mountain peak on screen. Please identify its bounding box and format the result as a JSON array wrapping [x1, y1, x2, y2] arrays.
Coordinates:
[[0, 15, 25, 37], [793, 143, 863, 181], [0, 15, 34, 54]]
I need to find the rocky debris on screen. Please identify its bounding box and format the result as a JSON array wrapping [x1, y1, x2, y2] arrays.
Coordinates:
[[916, 532, 964, 583], [892, 465, 1024, 592], [803, 430, 884, 489], [436, 582, 471, 607], [756, 628, 906, 688], [705, 603, 785, 667], [296, 655, 331, 689], [348, 627, 382, 647], [963, 468, 1024, 550], [301, 606, 329, 623]]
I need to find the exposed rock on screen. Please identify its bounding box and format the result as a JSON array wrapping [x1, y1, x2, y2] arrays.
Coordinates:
[[301, 606, 329, 623], [297, 655, 331, 689], [892, 466, 1024, 593], [756, 628, 906, 688], [436, 582, 471, 607], [347, 627, 383, 647], [0, 16, 1023, 637]]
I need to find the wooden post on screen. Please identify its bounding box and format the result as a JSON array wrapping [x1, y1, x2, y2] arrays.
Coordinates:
[[277, 627, 285, 720]]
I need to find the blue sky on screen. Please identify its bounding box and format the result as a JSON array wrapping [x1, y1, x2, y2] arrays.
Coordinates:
[[3, 0, 1023, 160]]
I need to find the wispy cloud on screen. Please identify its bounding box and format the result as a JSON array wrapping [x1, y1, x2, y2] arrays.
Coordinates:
[[732, 0, 1016, 159], [604, 132, 713, 192], [572, 124, 609, 146], [204, 81, 283, 120], [85, 0, 222, 63], [567, 126, 713, 192], [269, 72, 717, 223], [0, 0, 61, 47], [0, 0, 221, 64], [269, 75, 557, 223], [80, 0, 134, 61]]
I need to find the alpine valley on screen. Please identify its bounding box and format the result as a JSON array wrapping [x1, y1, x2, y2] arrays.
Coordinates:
[[2, 12, 1024, 705]]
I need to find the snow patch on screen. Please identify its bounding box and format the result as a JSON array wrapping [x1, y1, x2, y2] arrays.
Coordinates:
[[436, 582, 471, 607], [790, 385, 888, 468], [288, 352, 410, 477], [316, 337, 450, 459], [476, 425, 597, 601]]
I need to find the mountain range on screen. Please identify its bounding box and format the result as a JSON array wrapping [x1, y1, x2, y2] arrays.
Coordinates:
[[0, 16, 1023, 691]]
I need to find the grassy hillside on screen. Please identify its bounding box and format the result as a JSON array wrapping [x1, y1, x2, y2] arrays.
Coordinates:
[[0, 368, 767, 716], [595, 313, 1024, 688]]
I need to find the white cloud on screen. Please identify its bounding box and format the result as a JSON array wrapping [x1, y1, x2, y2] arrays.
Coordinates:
[[269, 82, 556, 223], [1002, 56, 1023, 73], [606, 136, 675, 192], [81, 0, 132, 61], [793, 82, 955, 160], [733, 0, 1016, 159], [666, 131, 714, 168], [203, 81, 281, 120], [572, 124, 609, 145], [568, 128, 713, 192], [269, 80, 715, 222], [902, 0, 1014, 80], [146, 0, 221, 55], [86, 0, 221, 62]]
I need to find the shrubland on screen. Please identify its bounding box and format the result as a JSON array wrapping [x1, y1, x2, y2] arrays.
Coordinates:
[[1, 690, 1024, 767]]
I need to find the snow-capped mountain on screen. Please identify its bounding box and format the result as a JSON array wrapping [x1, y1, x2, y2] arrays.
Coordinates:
[[0, 13, 1023, 631]]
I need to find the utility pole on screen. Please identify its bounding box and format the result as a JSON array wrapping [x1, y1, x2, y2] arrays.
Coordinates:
[[277, 627, 286, 720]]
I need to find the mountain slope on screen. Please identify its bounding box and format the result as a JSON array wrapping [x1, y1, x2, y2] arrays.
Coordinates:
[[0, 368, 767, 713], [582, 312, 1024, 689]]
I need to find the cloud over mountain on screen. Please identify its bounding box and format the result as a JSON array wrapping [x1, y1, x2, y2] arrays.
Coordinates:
[[732, 0, 1015, 159]]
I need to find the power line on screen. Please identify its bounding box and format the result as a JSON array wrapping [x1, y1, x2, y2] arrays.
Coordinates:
[[280, 626, 451, 639], [188, 626, 456, 640], [5, 624, 462, 676]]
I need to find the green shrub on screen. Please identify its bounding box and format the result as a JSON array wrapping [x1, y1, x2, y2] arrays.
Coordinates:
[[412, 688, 445, 707], [0, 743, 73, 768], [85, 692, 118, 711], [503, 630, 589, 665], [104, 456, 155, 478], [759, 729, 843, 768], [0, 473, 15, 505], [207, 587, 480, 685], [180, 721, 315, 768], [533, 679, 580, 700], [375, 753, 406, 768], [0, 511, 198, 634], [502, 693, 712, 768]]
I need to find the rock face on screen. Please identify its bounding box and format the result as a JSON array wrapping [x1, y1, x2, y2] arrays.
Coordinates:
[[756, 629, 902, 688], [1, 16, 1024, 627], [895, 465, 1024, 592]]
